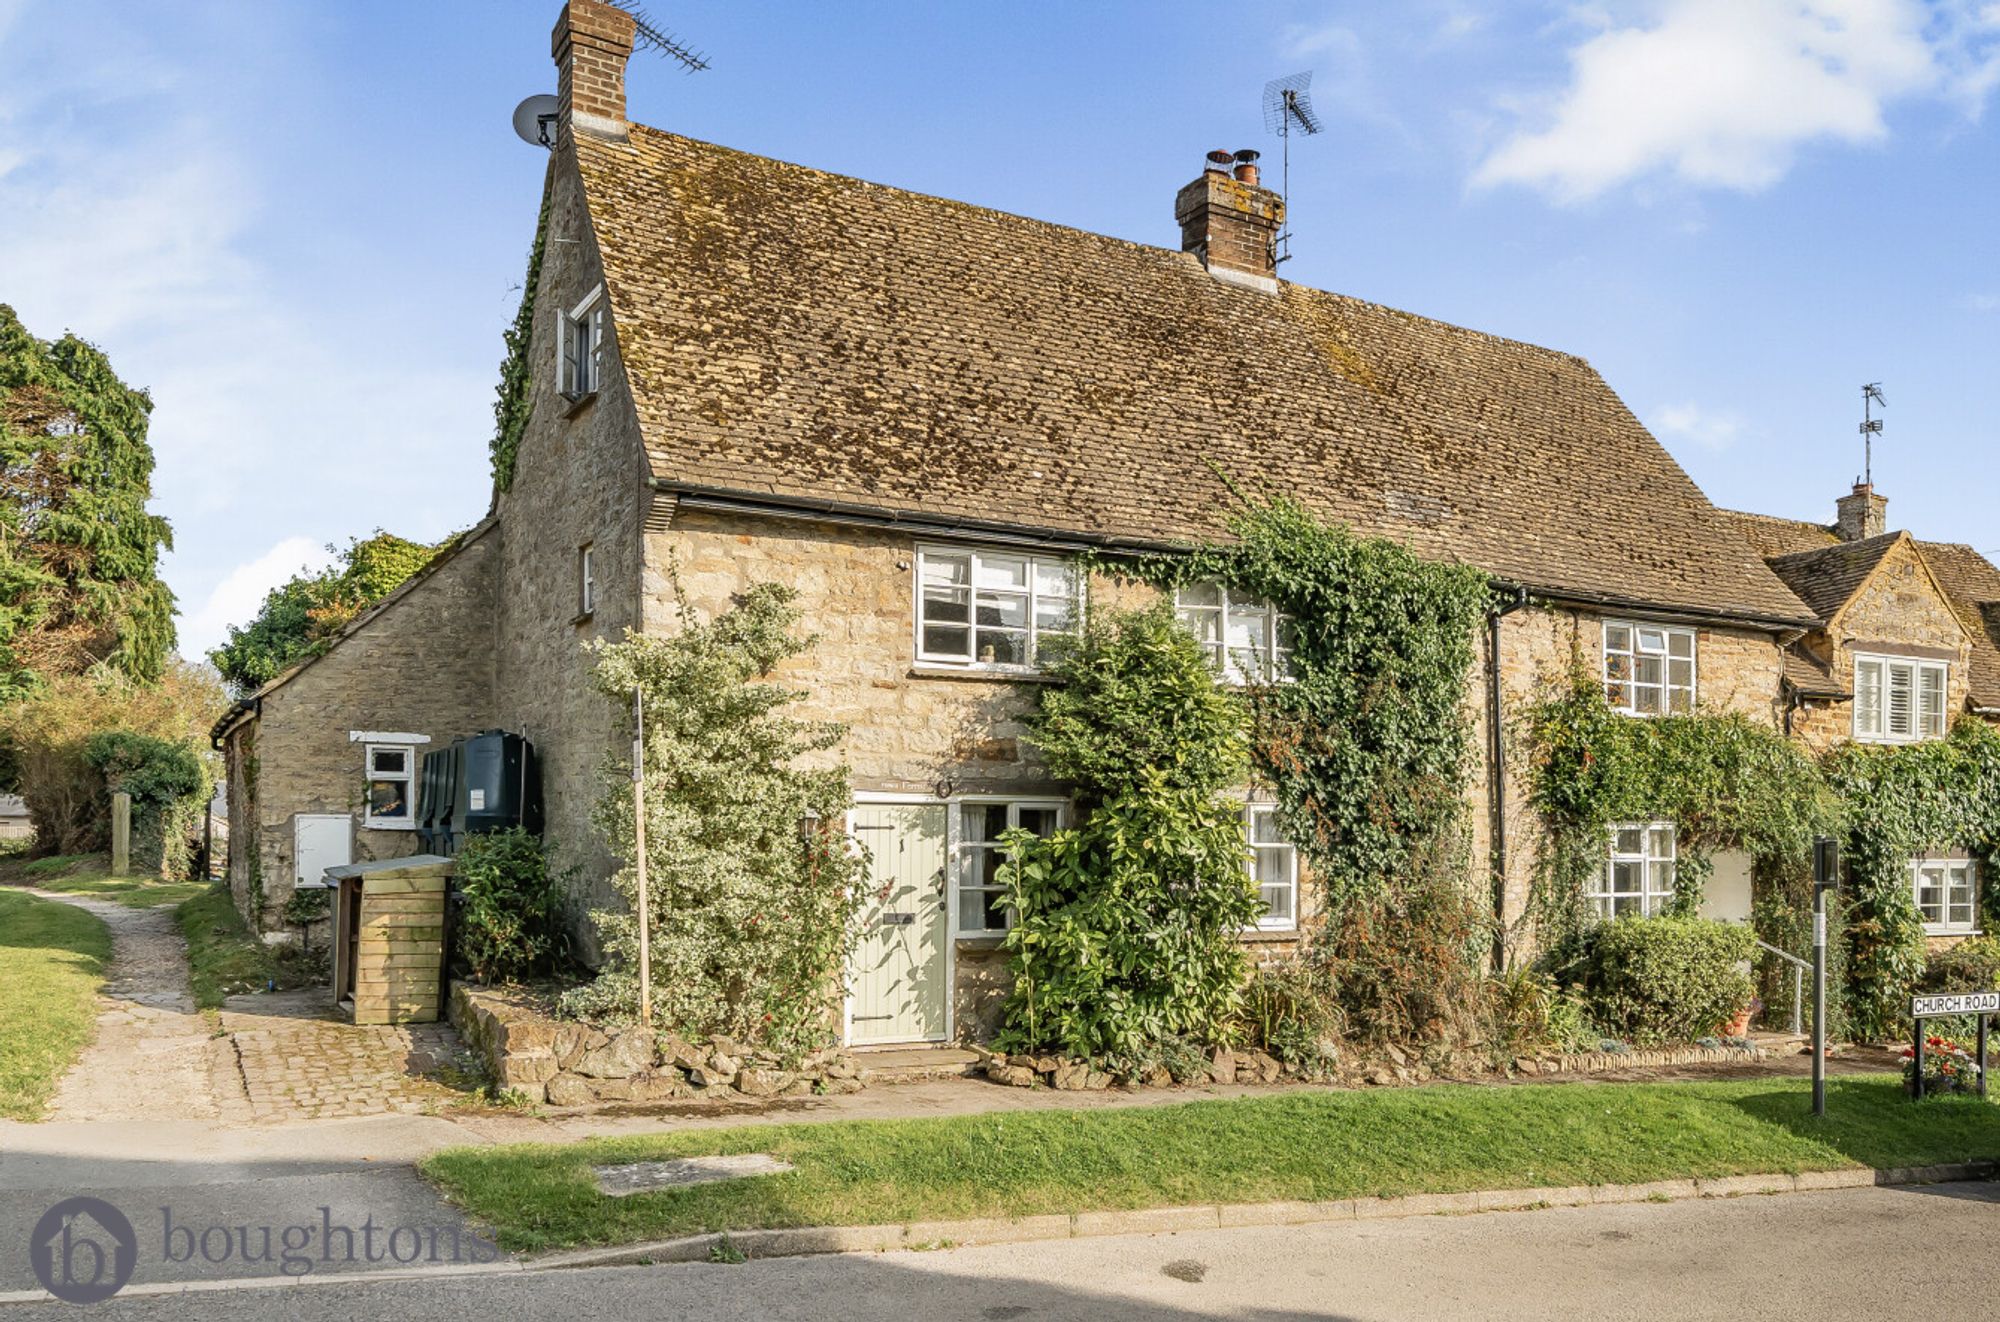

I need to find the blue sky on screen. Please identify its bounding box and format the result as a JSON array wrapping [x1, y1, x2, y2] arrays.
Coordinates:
[[1, 1, 1995, 659]]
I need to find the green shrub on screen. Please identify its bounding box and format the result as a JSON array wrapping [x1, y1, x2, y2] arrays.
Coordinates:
[[1483, 967, 1598, 1056], [1919, 936, 2000, 995], [1570, 917, 1755, 1047], [82, 728, 211, 880], [454, 827, 575, 984], [1241, 959, 1345, 1076], [996, 604, 1262, 1061]]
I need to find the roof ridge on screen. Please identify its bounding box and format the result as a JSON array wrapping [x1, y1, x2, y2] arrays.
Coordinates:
[[610, 123, 1591, 368]]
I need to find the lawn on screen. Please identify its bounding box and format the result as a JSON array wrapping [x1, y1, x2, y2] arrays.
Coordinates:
[[422, 1074, 2000, 1252], [0, 851, 206, 909], [174, 883, 280, 1010], [0, 888, 110, 1120]]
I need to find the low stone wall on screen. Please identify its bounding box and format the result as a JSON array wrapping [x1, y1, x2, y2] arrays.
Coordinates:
[[449, 983, 863, 1107], [974, 1040, 1771, 1090]]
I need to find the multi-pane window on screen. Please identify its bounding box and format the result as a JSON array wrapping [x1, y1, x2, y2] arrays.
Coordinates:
[[1245, 805, 1297, 930], [1603, 622, 1695, 715], [363, 745, 415, 830], [560, 287, 605, 399], [1589, 822, 1677, 917], [956, 800, 1064, 935], [1912, 858, 1977, 933], [1174, 583, 1295, 683], [1854, 655, 1948, 743], [916, 547, 1079, 670]]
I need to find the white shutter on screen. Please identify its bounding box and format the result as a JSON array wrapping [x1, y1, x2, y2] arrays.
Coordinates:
[[1854, 659, 1883, 737], [1886, 662, 1913, 738]]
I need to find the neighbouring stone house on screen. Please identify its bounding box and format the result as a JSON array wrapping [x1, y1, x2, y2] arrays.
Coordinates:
[[215, 0, 1999, 1039]]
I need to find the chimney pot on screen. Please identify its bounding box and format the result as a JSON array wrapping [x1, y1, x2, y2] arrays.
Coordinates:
[[551, 0, 636, 146], [1176, 152, 1285, 291], [1835, 481, 1888, 542]]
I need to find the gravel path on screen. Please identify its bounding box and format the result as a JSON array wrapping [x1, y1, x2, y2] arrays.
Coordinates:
[[30, 889, 224, 1123]]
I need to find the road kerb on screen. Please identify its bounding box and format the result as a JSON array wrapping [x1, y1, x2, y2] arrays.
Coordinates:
[[525, 1161, 1998, 1273]]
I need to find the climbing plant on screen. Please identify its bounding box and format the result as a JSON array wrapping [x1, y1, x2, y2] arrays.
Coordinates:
[[1823, 719, 2000, 1041], [490, 169, 553, 494], [1521, 663, 1839, 950], [994, 604, 1262, 1061], [1123, 494, 1491, 911]]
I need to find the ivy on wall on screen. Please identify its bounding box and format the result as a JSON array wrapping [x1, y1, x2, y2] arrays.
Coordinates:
[[1823, 719, 2000, 1040], [489, 168, 553, 495], [1122, 495, 1491, 911], [1522, 664, 1839, 948]]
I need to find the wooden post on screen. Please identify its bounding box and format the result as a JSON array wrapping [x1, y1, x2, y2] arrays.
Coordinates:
[[633, 688, 651, 1027], [110, 791, 132, 877]]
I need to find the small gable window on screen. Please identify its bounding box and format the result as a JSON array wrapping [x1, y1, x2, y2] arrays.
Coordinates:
[[1603, 621, 1695, 716], [1854, 655, 1948, 744], [560, 285, 605, 400], [916, 546, 1079, 671], [1589, 822, 1676, 918], [1175, 583, 1296, 684], [363, 744, 416, 830], [1912, 857, 1977, 934]]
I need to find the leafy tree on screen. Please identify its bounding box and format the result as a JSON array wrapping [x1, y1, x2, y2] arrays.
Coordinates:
[[0, 304, 175, 699], [563, 579, 868, 1059], [996, 604, 1263, 1061], [208, 531, 445, 692]]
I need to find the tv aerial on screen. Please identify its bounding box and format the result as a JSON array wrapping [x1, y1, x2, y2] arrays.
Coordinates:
[[1262, 71, 1322, 265], [608, 1, 710, 72], [1858, 382, 1886, 486]]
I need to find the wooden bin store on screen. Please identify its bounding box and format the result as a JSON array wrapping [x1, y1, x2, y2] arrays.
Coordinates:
[[327, 855, 451, 1025]]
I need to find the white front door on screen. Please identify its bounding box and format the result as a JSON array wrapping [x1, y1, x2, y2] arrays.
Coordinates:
[[294, 814, 351, 890], [847, 803, 950, 1045]]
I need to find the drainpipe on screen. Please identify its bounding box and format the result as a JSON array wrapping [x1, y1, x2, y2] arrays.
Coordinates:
[[1485, 584, 1530, 972]]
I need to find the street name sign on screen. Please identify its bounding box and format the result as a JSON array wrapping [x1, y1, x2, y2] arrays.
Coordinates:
[[1910, 992, 2000, 1018]]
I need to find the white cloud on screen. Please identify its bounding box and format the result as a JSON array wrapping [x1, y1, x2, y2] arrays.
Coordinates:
[[178, 536, 338, 659], [1963, 292, 2000, 311], [1651, 401, 1748, 451], [1473, 0, 2000, 202]]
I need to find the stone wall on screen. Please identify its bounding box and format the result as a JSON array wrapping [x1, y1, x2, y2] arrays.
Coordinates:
[[490, 149, 649, 926], [233, 527, 500, 932]]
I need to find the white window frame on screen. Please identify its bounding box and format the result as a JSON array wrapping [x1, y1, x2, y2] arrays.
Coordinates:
[[1175, 583, 1295, 684], [362, 743, 417, 831], [1602, 621, 1696, 716], [559, 284, 605, 400], [1853, 654, 1948, 744], [1589, 821, 1677, 918], [578, 543, 596, 617], [1244, 803, 1298, 931], [1912, 857, 1979, 935], [914, 545, 1080, 673], [951, 796, 1068, 938]]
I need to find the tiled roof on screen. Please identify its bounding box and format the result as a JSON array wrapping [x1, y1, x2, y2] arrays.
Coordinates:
[[1782, 647, 1845, 698], [1723, 510, 1838, 560], [1764, 533, 1901, 623], [1914, 540, 2000, 709], [573, 127, 1816, 627]]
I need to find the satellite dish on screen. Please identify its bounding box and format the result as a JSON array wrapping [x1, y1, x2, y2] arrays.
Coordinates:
[[512, 94, 560, 148]]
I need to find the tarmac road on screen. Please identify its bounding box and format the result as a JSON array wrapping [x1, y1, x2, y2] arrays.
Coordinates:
[[5, 1180, 1993, 1320]]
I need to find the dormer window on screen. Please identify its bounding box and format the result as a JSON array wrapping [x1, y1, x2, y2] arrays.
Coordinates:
[[560, 285, 605, 400], [1854, 654, 1947, 743], [1603, 621, 1694, 716]]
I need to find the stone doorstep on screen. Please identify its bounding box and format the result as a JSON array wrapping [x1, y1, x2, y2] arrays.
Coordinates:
[[525, 1160, 1999, 1273]]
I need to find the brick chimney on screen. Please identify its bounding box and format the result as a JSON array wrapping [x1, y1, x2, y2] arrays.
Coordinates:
[[1835, 481, 1888, 542], [1176, 152, 1285, 293], [552, 0, 635, 146]]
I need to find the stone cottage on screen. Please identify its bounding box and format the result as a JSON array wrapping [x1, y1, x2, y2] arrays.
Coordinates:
[[214, 0, 1999, 1041]]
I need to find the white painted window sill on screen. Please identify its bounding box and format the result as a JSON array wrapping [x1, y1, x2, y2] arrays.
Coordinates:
[[909, 665, 1057, 684], [1922, 926, 1982, 938], [363, 821, 419, 832]]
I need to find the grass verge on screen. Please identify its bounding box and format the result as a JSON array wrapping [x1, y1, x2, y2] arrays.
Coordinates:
[[0, 851, 207, 909], [422, 1075, 1999, 1252], [0, 889, 110, 1120], [174, 884, 277, 1010]]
